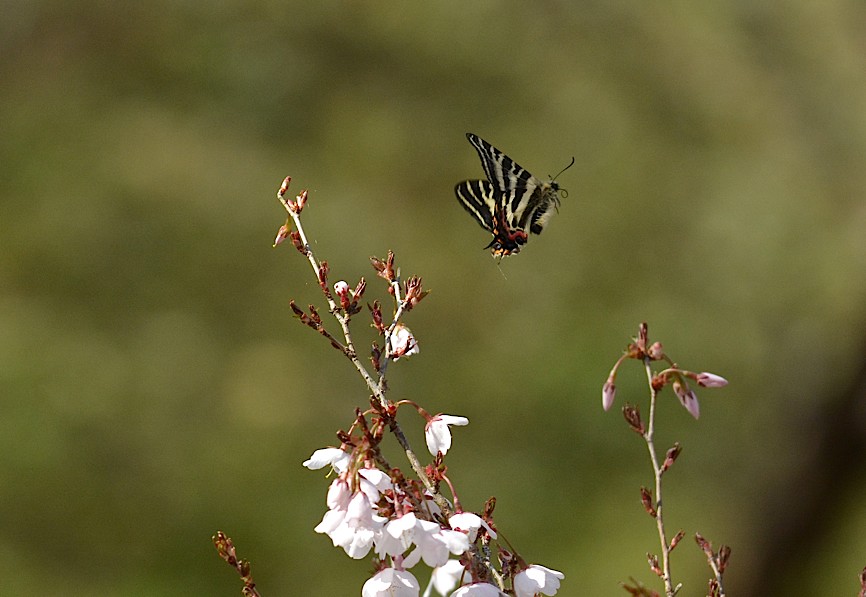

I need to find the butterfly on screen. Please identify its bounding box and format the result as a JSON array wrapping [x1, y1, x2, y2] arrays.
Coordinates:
[[455, 133, 571, 257]]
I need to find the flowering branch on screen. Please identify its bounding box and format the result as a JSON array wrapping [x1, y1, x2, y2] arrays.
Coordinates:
[[604, 323, 729, 597], [276, 180, 444, 519], [272, 176, 563, 597]]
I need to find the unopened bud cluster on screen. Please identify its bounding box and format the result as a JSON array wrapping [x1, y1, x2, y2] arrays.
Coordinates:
[[602, 322, 727, 420]]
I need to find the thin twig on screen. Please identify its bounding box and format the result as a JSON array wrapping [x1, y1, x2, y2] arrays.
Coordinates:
[[643, 357, 675, 596], [213, 531, 263, 597], [279, 190, 451, 516]]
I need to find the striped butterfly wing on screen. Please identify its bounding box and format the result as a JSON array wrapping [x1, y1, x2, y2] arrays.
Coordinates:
[[455, 133, 561, 256], [454, 179, 497, 233]]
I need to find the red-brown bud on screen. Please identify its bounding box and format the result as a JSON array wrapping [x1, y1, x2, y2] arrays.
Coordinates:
[[662, 442, 682, 472], [318, 261, 329, 289], [717, 545, 731, 573], [369, 301, 385, 334], [273, 221, 291, 247], [623, 403, 645, 434], [289, 230, 306, 255], [403, 276, 429, 310], [277, 176, 291, 198], [640, 486, 657, 518], [647, 553, 662, 578]]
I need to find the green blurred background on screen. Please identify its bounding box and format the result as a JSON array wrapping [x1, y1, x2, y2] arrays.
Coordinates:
[[2, 1, 866, 595]]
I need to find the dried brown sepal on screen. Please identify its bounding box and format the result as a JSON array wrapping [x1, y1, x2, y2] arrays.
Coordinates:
[[623, 403, 645, 434], [640, 486, 657, 518], [662, 442, 682, 472], [647, 552, 662, 577], [669, 530, 685, 551], [317, 261, 329, 289], [621, 578, 661, 597], [620, 577, 661, 597], [695, 532, 712, 557], [370, 251, 396, 283], [650, 373, 666, 392], [403, 276, 429, 310], [369, 301, 385, 334], [370, 342, 382, 372], [346, 278, 366, 315], [482, 496, 497, 520], [336, 429, 353, 447], [289, 300, 312, 326], [273, 222, 291, 247], [637, 322, 649, 351], [717, 544, 731, 574], [498, 547, 518, 580], [707, 579, 721, 597], [289, 230, 306, 255], [308, 305, 322, 325]]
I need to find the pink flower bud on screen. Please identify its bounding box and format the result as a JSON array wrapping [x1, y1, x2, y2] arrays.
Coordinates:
[[673, 380, 700, 419], [277, 176, 291, 197], [334, 280, 351, 310], [696, 372, 728, 388], [647, 341, 664, 359], [273, 222, 291, 247], [296, 189, 308, 212], [602, 380, 616, 411]]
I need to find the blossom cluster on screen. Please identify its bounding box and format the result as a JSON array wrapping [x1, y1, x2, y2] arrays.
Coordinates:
[[304, 423, 563, 597]]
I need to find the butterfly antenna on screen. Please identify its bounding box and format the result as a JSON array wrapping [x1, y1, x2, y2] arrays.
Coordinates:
[[551, 156, 576, 182]]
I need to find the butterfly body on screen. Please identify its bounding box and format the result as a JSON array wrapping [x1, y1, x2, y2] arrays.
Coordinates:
[[455, 133, 562, 257]]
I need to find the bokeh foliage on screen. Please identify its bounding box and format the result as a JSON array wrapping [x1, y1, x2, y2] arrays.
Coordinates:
[[2, 1, 865, 595]]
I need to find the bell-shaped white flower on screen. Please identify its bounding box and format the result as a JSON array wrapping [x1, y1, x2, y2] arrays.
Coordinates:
[[450, 583, 507, 597], [362, 567, 420, 597], [431, 559, 466, 596], [303, 447, 350, 474], [425, 414, 469, 456], [513, 564, 565, 597]]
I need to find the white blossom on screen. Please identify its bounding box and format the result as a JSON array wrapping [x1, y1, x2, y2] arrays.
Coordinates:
[[302, 447, 350, 474], [315, 487, 385, 559], [389, 323, 419, 360], [425, 414, 469, 456], [402, 519, 469, 568], [362, 567, 420, 597], [375, 512, 418, 558], [513, 564, 565, 597], [448, 512, 495, 541], [431, 560, 466, 596], [450, 583, 507, 597]]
